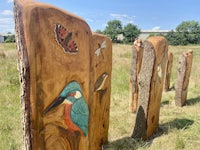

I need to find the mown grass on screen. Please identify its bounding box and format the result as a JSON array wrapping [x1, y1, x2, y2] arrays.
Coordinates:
[[0, 43, 200, 149]]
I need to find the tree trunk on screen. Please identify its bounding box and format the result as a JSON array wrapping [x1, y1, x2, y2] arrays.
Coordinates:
[[14, 0, 112, 149], [164, 51, 173, 91], [132, 36, 168, 139], [129, 39, 144, 113], [174, 50, 193, 106]]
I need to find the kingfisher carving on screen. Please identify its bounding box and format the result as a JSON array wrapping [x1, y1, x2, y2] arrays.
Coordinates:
[[43, 81, 89, 136]]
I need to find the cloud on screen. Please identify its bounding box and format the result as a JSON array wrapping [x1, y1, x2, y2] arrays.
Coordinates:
[[0, 18, 14, 24], [110, 13, 136, 25], [1, 10, 13, 16], [152, 26, 160, 31], [0, 18, 14, 34], [85, 18, 94, 23], [7, 0, 13, 3]]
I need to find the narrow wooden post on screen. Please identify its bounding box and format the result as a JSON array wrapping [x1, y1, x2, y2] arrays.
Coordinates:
[[14, 0, 112, 149], [132, 36, 168, 139], [164, 51, 173, 91], [129, 39, 143, 113], [90, 33, 112, 149], [174, 50, 193, 107]]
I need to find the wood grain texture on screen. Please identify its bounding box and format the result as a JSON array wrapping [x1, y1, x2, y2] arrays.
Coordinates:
[[174, 50, 193, 106], [164, 51, 173, 91], [146, 36, 168, 138], [129, 39, 144, 113], [132, 40, 155, 138], [132, 36, 168, 139], [14, 0, 112, 149], [90, 33, 112, 149]]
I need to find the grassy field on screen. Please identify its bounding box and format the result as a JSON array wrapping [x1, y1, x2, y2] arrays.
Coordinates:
[[0, 43, 200, 149]]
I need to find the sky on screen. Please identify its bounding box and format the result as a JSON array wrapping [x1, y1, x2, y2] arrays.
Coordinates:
[[1, 0, 200, 34]]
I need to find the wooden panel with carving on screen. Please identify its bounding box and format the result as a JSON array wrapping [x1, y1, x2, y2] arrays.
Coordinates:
[[14, 0, 110, 149]]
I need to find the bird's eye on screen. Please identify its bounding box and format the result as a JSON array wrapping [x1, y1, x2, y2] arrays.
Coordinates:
[[74, 91, 82, 99]]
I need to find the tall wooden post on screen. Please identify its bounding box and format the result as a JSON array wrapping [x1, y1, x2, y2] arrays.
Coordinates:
[[174, 50, 193, 107], [14, 0, 112, 149], [164, 51, 173, 91], [90, 33, 112, 149], [129, 39, 144, 113], [132, 36, 168, 139]]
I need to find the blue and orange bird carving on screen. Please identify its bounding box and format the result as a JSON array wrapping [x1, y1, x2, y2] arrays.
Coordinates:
[[43, 81, 89, 136]]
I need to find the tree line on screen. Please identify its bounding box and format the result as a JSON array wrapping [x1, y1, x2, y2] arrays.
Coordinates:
[[96, 20, 140, 44], [3, 20, 200, 45], [97, 20, 200, 45]]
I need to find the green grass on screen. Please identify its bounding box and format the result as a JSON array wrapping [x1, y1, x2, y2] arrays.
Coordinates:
[[0, 43, 22, 150], [0, 43, 200, 149]]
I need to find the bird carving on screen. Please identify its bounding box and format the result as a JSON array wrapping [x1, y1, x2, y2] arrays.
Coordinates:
[[94, 73, 108, 91], [55, 24, 78, 54], [43, 81, 89, 136]]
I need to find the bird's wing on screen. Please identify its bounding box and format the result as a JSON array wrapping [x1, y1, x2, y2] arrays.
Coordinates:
[[71, 100, 89, 136]]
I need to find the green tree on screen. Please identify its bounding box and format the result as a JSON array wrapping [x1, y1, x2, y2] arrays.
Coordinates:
[[166, 20, 200, 45], [176, 20, 200, 44], [4, 34, 15, 43], [95, 29, 104, 34], [104, 20, 123, 43], [123, 23, 140, 44]]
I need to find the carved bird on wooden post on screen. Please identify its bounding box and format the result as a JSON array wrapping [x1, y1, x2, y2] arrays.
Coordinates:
[[43, 81, 89, 136], [94, 73, 108, 91]]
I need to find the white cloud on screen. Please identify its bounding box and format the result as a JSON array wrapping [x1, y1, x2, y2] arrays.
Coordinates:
[[152, 26, 160, 31], [86, 18, 94, 23], [7, 0, 13, 3], [110, 13, 136, 25], [0, 18, 14, 34], [0, 18, 14, 24], [1, 10, 13, 16]]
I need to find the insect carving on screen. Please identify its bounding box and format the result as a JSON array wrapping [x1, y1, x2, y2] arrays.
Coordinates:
[[95, 40, 106, 58], [55, 24, 78, 54]]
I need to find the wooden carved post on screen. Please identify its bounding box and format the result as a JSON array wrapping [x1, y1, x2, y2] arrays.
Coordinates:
[[164, 51, 173, 91], [90, 33, 112, 149], [174, 50, 193, 107], [132, 36, 168, 139], [14, 0, 112, 149], [129, 39, 144, 113]]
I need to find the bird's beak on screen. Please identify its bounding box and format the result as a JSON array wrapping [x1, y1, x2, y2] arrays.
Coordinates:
[[43, 97, 65, 115]]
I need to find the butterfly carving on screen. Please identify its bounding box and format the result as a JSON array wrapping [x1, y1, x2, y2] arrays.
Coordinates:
[[55, 24, 78, 54]]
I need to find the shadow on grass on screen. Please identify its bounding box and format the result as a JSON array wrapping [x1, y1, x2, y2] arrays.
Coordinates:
[[103, 136, 151, 150], [104, 118, 194, 149], [151, 118, 194, 139], [185, 96, 200, 106], [161, 100, 170, 106]]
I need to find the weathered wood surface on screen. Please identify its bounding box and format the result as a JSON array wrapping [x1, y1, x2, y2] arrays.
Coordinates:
[[14, 0, 112, 149], [90, 33, 112, 149], [132, 36, 168, 139], [164, 51, 173, 91], [174, 50, 193, 107], [129, 39, 143, 113]]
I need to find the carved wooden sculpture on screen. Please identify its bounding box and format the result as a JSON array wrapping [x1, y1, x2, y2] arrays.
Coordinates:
[[14, 0, 112, 149], [129, 39, 144, 113], [91, 33, 112, 149], [132, 36, 168, 139], [164, 51, 173, 91], [174, 50, 193, 107]]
